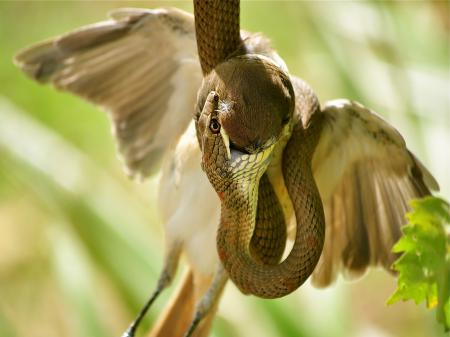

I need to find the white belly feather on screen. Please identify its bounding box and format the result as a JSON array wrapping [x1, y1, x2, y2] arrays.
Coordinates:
[[158, 121, 221, 277]]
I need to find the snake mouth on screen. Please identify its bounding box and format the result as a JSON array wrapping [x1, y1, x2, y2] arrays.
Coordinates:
[[219, 123, 275, 172], [229, 143, 275, 175]]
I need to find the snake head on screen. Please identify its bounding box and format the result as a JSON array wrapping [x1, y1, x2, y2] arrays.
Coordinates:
[[196, 91, 230, 183], [197, 90, 274, 195], [195, 55, 295, 193]]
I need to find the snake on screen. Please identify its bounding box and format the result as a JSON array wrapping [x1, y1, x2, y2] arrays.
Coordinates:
[[193, 1, 325, 299]]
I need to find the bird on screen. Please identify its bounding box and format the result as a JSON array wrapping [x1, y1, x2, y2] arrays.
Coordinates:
[[14, 2, 439, 337]]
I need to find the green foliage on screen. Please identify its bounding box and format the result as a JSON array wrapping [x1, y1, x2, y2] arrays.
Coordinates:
[[388, 197, 450, 331]]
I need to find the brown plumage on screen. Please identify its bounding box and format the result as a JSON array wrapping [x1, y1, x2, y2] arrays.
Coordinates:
[[310, 99, 438, 286], [15, 8, 201, 179], [196, 56, 293, 152]]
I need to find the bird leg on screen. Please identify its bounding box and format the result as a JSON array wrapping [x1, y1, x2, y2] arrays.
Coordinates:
[[183, 264, 228, 337], [122, 241, 183, 337]]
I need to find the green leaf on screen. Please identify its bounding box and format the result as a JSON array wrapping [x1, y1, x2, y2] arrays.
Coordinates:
[[387, 196, 450, 331]]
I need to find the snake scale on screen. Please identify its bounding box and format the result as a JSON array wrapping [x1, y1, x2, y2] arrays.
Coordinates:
[[194, 1, 325, 298]]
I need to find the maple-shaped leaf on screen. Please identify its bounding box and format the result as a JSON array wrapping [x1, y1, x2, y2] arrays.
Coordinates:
[[387, 196, 450, 331]]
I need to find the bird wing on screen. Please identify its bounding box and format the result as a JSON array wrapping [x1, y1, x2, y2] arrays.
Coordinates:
[[310, 99, 439, 287], [14, 7, 202, 178]]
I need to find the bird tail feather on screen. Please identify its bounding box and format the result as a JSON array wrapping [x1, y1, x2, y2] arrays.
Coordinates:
[[148, 267, 217, 337]]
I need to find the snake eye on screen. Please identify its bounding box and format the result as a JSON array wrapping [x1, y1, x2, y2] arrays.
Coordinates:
[[209, 118, 221, 134]]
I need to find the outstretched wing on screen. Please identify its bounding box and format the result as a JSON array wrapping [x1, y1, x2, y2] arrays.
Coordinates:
[[14, 7, 202, 178], [311, 99, 439, 287]]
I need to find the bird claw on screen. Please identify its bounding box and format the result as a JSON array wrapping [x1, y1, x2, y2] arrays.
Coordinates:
[[183, 264, 228, 337], [183, 312, 202, 337], [120, 242, 182, 337]]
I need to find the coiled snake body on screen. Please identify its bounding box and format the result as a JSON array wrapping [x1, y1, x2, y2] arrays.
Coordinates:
[[195, 53, 326, 298]]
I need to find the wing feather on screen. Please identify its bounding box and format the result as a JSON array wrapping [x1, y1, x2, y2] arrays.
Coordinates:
[[311, 99, 439, 287], [14, 7, 202, 178]]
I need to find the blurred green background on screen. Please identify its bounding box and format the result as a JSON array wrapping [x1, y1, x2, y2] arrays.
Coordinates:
[[0, 1, 449, 337]]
